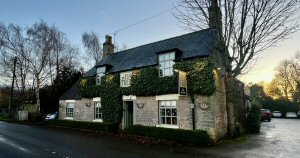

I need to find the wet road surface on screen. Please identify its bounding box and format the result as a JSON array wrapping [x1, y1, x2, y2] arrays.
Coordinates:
[[191, 118, 300, 158], [0, 121, 208, 158], [0, 118, 299, 158]]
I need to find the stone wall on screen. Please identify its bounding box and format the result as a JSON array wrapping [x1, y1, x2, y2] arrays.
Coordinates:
[[59, 98, 94, 121], [134, 96, 158, 127]]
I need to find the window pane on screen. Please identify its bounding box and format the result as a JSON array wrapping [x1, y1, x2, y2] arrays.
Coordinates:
[[172, 117, 177, 125], [160, 117, 165, 124], [160, 101, 165, 106], [160, 109, 165, 116], [164, 62, 170, 68], [166, 109, 171, 116], [171, 101, 176, 106], [166, 101, 170, 106], [159, 54, 164, 61], [169, 52, 175, 60], [165, 53, 170, 60], [172, 109, 177, 116], [166, 117, 171, 124]]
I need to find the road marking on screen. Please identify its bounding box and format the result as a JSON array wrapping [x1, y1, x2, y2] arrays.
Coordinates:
[[0, 134, 31, 154]]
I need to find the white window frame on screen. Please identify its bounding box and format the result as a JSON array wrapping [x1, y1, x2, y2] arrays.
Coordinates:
[[120, 71, 132, 87], [159, 52, 175, 77], [159, 100, 177, 126], [66, 103, 74, 119], [96, 66, 106, 85], [94, 101, 102, 121]]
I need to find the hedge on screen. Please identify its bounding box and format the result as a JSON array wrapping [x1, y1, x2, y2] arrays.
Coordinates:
[[246, 104, 261, 133], [48, 119, 118, 132], [127, 125, 211, 145]]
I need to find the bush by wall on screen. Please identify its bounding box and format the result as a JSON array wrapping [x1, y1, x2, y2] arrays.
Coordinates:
[[127, 125, 211, 145], [246, 104, 261, 133], [48, 119, 118, 132]]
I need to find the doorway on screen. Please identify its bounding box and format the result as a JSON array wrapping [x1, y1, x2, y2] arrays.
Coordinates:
[[123, 101, 133, 129]]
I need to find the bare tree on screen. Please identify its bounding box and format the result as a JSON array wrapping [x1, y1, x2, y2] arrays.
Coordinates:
[[175, 0, 300, 77], [25, 20, 58, 112], [0, 23, 31, 105], [82, 32, 102, 65]]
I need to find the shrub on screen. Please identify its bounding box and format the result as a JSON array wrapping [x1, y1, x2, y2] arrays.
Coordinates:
[[246, 105, 261, 133], [48, 119, 118, 132], [127, 125, 211, 145]]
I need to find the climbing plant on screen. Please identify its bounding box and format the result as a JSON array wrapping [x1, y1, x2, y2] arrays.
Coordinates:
[[77, 59, 216, 123], [99, 74, 123, 123], [174, 59, 216, 102]]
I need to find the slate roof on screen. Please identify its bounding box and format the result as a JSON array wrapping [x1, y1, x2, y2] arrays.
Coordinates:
[[83, 66, 96, 77], [83, 29, 217, 77], [63, 29, 217, 100], [60, 84, 81, 100]]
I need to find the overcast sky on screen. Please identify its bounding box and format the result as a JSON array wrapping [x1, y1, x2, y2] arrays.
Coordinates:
[[1, 0, 300, 85]]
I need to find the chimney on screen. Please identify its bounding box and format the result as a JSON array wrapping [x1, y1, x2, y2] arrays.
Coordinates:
[[209, 0, 222, 34], [102, 35, 114, 59]]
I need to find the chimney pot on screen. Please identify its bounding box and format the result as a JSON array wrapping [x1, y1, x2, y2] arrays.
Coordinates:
[[102, 35, 114, 59]]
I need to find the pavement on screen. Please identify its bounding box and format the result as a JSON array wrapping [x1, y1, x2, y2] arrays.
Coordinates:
[[0, 118, 299, 158]]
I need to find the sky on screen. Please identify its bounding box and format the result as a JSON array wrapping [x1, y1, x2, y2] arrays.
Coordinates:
[[0, 0, 300, 85]]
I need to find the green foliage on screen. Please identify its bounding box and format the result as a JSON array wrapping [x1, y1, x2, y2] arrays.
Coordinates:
[[262, 98, 299, 114], [48, 119, 118, 132], [174, 59, 216, 99], [125, 67, 178, 96], [0, 115, 9, 121], [246, 105, 261, 133], [99, 74, 123, 123], [77, 77, 101, 98], [127, 125, 211, 145], [77, 60, 216, 123]]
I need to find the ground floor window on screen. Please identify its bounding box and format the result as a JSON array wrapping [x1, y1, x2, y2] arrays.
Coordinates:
[[159, 100, 177, 125], [66, 103, 74, 118], [94, 101, 102, 119]]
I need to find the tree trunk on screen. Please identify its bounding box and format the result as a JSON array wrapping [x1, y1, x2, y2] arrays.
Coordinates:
[[35, 76, 40, 113], [225, 70, 236, 137]]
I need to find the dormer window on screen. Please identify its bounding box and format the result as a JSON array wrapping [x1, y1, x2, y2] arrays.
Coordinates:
[[96, 66, 106, 85], [159, 52, 175, 77]]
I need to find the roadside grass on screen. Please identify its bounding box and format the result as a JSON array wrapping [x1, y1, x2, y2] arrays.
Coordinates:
[[0, 115, 9, 121]]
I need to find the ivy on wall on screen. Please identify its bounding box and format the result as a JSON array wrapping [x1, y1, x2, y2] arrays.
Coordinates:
[[124, 67, 178, 96], [77, 77, 101, 98], [77, 59, 216, 123], [99, 74, 123, 123], [174, 59, 216, 101]]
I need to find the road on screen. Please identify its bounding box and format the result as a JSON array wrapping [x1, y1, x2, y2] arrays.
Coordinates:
[[0, 121, 206, 158], [191, 118, 300, 158], [0, 118, 299, 158]]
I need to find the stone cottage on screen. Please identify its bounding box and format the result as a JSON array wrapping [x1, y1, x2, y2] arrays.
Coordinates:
[[59, 1, 245, 141], [59, 28, 232, 140]]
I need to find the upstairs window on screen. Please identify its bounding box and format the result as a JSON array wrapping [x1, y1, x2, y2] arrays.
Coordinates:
[[159, 52, 175, 77], [96, 66, 106, 85], [120, 71, 132, 87]]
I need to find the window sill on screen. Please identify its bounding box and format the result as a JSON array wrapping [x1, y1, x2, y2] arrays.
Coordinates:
[[156, 124, 179, 129], [93, 119, 103, 122], [64, 117, 73, 120]]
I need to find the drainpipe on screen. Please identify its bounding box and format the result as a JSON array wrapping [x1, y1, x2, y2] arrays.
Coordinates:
[[191, 104, 195, 130]]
